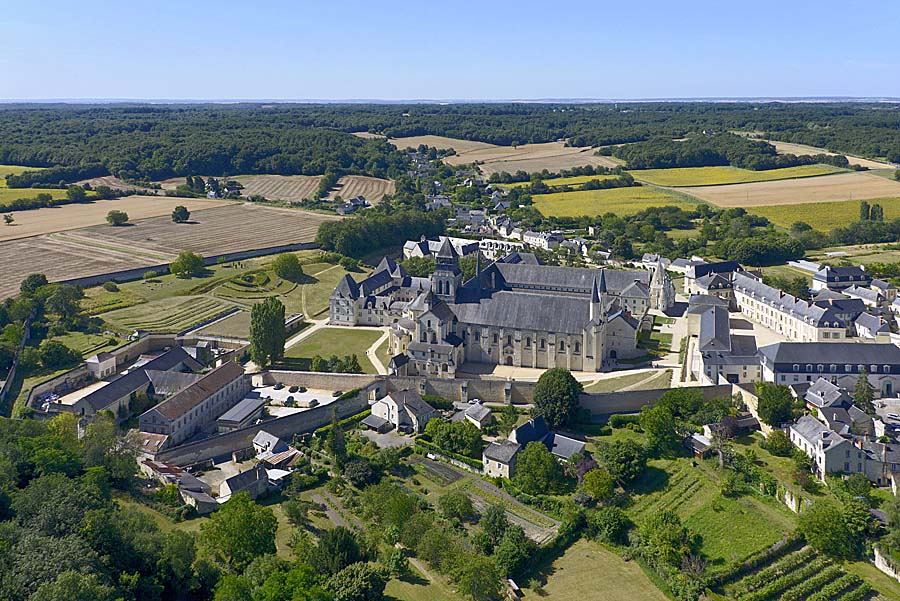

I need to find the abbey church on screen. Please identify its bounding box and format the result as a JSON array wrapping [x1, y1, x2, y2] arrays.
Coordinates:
[[330, 239, 675, 377]]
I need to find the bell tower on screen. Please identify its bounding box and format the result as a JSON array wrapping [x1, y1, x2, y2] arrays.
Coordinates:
[[432, 237, 462, 302]]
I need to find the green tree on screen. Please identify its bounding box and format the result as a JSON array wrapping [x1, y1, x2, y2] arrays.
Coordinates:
[[596, 439, 647, 486], [326, 562, 388, 601], [454, 554, 501, 601], [587, 506, 631, 545], [853, 368, 875, 414], [871, 203, 885, 221], [532, 367, 582, 429], [581, 467, 614, 502], [310, 527, 364, 576], [105, 210, 129, 226], [424, 419, 483, 458], [480, 503, 509, 546], [38, 340, 80, 370], [3, 213, 13, 225], [326, 410, 348, 468], [639, 403, 679, 454], [762, 429, 793, 456], [171, 205, 191, 223], [66, 185, 87, 202], [493, 525, 534, 577], [213, 574, 252, 601], [169, 251, 205, 277], [755, 382, 794, 427], [798, 499, 855, 558], [272, 253, 305, 282], [401, 256, 436, 277], [249, 297, 286, 367], [30, 571, 115, 601], [859, 201, 871, 221], [639, 509, 695, 566], [438, 490, 476, 522], [46, 284, 83, 321], [201, 492, 277, 569], [513, 441, 564, 495], [20, 273, 49, 296]]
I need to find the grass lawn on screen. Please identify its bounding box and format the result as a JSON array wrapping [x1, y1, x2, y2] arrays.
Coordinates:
[[196, 310, 251, 339], [375, 338, 393, 368], [0, 165, 43, 186], [385, 564, 463, 601], [9, 366, 77, 417], [629, 165, 846, 187], [750, 197, 900, 231], [51, 330, 122, 358], [533, 186, 697, 218], [282, 327, 382, 372], [523, 538, 666, 601], [845, 560, 900, 599], [99, 295, 234, 333], [629, 457, 795, 566], [583, 370, 664, 393], [760, 264, 813, 284]]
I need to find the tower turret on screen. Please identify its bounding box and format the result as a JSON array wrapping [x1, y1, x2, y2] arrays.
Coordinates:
[[432, 237, 462, 301]]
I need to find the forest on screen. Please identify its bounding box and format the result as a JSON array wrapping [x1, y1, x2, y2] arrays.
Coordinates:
[[0, 106, 410, 185], [3, 102, 900, 187]]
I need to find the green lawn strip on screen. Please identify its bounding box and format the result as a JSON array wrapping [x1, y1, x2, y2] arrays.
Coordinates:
[[100, 296, 233, 333], [375, 338, 393, 369], [522, 538, 667, 601], [50, 330, 122, 358], [385, 562, 463, 601], [196, 310, 251, 339], [583, 371, 657, 393], [282, 327, 382, 373]]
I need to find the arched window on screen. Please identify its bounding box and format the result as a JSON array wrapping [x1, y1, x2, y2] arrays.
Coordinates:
[[559, 341, 566, 352], [540, 339, 546, 350], [806, 364, 813, 373], [574, 342, 581, 354]]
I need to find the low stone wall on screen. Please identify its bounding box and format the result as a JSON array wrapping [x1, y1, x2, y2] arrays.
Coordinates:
[[156, 388, 370, 466], [874, 546, 900, 584]]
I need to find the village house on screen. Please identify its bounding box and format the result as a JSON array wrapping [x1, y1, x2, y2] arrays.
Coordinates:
[[508, 416, 585, 461], [218, 465, 268, 502], [483, 440, 521, 478], [451, 401, 494, 430], [139, 361, 249, 447], [522, 230, 564, 250], [368, 389, 437, 433], [684, 261, 741, 296]]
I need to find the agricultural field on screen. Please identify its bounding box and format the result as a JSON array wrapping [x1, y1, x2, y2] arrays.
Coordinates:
[[390, 135, 621, 174], [99, 295, 234, 333], [325, 175, 395, 203], [500, 174, 620, 189], [751, 197, 900, 231], [282, 327, 382, 372], [0, 195, 232, 242], [678, 171, 900, 208], [234, 174, 322, 202], [523, 539, 666, 601], [765, 139, 895, 170], [350, 131, 387, 140], [0, 203, 336, 301], [73, 175, 157, 193], [0, 164, 41, 184], [717, 544, 876, 600], [807, 243, 900, 266], [629, 164, 845, 187], [532, 186, 697, 218]]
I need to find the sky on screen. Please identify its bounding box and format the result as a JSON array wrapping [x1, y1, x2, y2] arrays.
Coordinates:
[[3, 0, 900, 101]]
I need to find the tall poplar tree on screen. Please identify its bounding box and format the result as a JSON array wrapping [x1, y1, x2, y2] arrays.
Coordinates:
[[249, 297, 285, 367]]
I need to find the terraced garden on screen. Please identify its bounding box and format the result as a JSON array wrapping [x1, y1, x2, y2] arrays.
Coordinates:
[[99, 296, 234, 333], [715, 544, 874, 601]]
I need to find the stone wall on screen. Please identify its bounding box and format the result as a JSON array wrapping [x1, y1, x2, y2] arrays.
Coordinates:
[[874, 546, 900, 584], [156, 388, 370, 466], [580, 383, 733, 416]]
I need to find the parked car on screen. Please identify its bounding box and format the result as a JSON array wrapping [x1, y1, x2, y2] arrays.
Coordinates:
[[274, 382, 284, 390], [298, 387, 307, 393], [289, 385, 299, 393], [333, 390, 342, 397]]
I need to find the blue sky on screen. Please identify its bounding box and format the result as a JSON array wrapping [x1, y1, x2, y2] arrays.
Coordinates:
[[3, 0, 899, 100]]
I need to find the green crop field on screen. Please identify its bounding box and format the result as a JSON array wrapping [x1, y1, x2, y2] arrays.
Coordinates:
[[0, 187, 68, 205], [0, 165, 43, 187], [750, 197, 900, 231], [629, 164, 845, 187], [282, 327, 382, 373], [501, 174, 619, 189], [99, 296, 234, 333], [523, 539, 666, 601], [533, 186, 696, 218]]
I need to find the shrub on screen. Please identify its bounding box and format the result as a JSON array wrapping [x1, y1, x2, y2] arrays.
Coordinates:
[[587, 506, 631, 545], [102, 281, 119, 292], [763, 430, 793, 456], [608, 413, 641, 428]]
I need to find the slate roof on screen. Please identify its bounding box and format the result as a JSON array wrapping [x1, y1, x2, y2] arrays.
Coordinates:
[[333, 274, 360, 299], [702, 335, 758, 365], [872, 278, 897, 291], [361, 414, 390, 430], [465, 403, 493, 423], [699, 306, 731, 352], [688, 260, 741, 280], [489, 263, 649, 296], [82, 346, 202, 412], [814, 265, 870, 283], [845, 285, 883, 304], [759, 342, 900, 366], [219, 397, 265, 425], [496, 251, 540, 265], [145, 370, 203, 397], [390, 389, 435, 418], [149, 361, 245, 422], [696, 273, 733, 290], [791, 415, 847, 450], [253, 430, 287, 454], [483, 440, 521, 464], [734, 273, 846, 327], [545, 433, 586, 460], [511, 416, 550, 445], [856, 312, 890, 335], [813, 288, 847, 302], [223, 465, 266, 495], [805, 378, 852, 409], [451, 291, 592, 335]]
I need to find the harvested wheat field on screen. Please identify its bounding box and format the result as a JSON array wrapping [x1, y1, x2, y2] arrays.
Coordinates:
[[351, 131, 386, 139], [765, 139, 894, 170], [388, 135, 496, 153], [326, 175, 394, 203], [0, 204, 338, 300], [234, 175, 322, 202], [679, 171, 900, 208], [0, 196, 232, 242], [73, 175, 156, 192]]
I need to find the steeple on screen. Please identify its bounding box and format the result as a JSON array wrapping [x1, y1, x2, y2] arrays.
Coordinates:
[[590, 276, 602, 321], [598, 269, 607, 294], [432, 237, 462, 301]]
